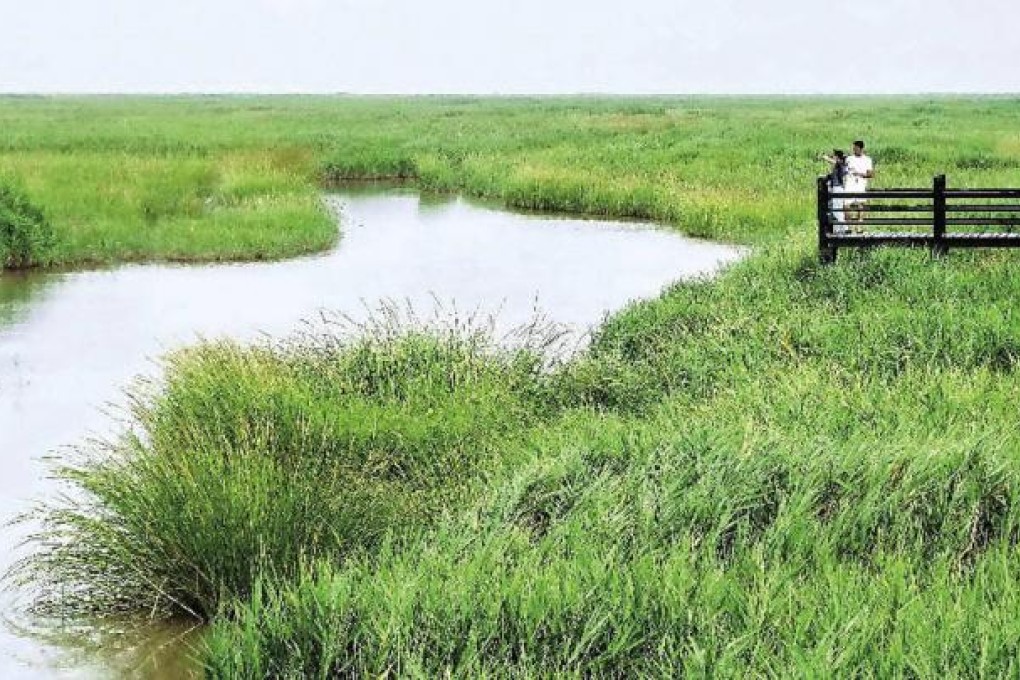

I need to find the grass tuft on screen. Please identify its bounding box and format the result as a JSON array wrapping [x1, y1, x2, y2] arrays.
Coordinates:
[[14, 309, 564, 623], [0, 179, 54, 268]]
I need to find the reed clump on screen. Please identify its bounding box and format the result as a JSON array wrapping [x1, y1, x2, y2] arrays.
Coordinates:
[[0, 180, 54, 268], [16, 311, 563, 623]]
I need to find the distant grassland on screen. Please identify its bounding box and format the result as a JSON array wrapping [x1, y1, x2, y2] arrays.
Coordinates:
[[12, 96, 1020, 676], [2, 95, 1020, 265]]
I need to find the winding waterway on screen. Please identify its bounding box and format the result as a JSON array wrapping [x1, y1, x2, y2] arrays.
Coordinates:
[[0, 187, 745, 677]]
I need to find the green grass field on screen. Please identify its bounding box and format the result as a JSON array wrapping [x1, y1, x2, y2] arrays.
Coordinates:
[[10, 96, 1020, 676], [3, 95, 1020, 266]]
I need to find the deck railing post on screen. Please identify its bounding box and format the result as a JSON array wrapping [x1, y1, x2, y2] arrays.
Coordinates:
[[932, 174, 947, 258], [818, 176, 836, 264]]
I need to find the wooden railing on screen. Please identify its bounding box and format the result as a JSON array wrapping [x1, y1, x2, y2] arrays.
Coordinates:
[[817, 175, 1020, 263]]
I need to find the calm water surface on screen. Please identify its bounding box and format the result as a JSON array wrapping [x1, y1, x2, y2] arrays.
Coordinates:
[[0, 188, 745, 677]]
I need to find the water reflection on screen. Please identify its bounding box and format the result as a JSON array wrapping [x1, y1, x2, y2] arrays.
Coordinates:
[[0, 270, 56, 329], [413, 189, 459, 215]]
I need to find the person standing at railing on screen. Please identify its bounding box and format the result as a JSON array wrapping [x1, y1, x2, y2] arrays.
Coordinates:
[[845, 140, 874, 229], [819, 149, 849, 233]]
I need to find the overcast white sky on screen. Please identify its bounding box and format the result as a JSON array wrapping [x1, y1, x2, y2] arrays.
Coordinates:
[[1, 0, 1018, 94]]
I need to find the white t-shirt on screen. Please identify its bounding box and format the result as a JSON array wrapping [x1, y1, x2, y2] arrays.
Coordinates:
[[845, 154, 873, 193]]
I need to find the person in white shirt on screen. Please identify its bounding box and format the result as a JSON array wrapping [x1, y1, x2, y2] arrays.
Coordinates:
[[844, 140, 874, 229]]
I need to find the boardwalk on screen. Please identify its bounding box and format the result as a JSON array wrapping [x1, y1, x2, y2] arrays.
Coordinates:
[[818, 175, 1020, 263]]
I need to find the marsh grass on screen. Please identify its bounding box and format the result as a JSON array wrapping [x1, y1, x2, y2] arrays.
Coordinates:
[[3, 95, 1020, 266], [0, 151, 334, 266], [11, 97, 1020, 675], [203, 541, 1020, 677], [14, 308, 566, 623], [191, 246, 1020, 676], [19, 246, 1020, 676], [0, 179, 54, 268]]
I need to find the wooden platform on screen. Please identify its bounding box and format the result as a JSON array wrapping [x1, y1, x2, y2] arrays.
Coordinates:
[[818, 175, 1020, 263]]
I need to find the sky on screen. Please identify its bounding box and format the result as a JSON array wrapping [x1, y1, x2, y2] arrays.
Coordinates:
[[1, 0, 1018, 94]]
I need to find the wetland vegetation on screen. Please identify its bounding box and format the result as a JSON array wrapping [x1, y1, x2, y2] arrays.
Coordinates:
[[3, 95, 1019, 267], [7, 95, 1020, 676]]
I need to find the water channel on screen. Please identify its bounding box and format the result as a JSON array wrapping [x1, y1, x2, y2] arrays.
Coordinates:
[[0, 187, 745, 677]]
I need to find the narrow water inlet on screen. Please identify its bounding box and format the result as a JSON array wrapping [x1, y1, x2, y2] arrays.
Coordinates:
[[0, 187, 746, 677]]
